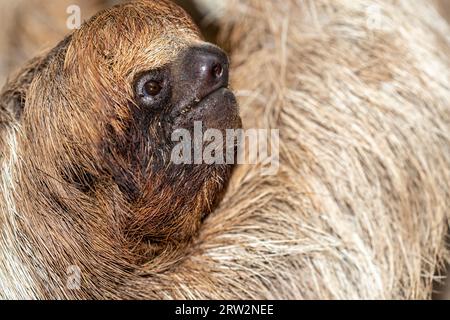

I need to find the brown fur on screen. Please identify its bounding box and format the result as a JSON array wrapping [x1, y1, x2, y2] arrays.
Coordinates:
[[1, 0, 450, 299], [0, 0, 116, 87], [0, 0, 239, 299]]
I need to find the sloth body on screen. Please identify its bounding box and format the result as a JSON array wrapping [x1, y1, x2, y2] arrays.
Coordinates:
[[1, 0, 450, 300]]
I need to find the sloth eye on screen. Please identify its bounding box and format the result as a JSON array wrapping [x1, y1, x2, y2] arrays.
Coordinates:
[[134, 70, 169, 109], [144, 81, 162, 97]]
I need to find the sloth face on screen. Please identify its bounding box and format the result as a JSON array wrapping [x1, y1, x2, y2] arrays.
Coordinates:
[[17, 0, 241, 251]]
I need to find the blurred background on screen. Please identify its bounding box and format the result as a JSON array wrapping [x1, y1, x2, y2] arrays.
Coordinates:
[[0, 0, 222, 86], [0, 0, 449, 299]]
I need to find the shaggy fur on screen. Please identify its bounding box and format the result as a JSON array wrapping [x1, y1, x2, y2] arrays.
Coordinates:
[[0, 0, 116, 87], [1, 0, 450, 299]]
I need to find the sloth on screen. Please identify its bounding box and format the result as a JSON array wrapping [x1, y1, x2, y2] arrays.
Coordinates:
[[0, 0, 240, 297]]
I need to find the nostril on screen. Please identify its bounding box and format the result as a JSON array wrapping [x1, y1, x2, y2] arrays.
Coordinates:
[[212, 63, 224, 79]]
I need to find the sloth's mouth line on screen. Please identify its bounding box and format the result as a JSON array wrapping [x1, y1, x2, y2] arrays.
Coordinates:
[[176, 87, 228, 116]]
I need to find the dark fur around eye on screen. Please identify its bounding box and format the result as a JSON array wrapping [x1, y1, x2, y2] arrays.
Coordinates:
[[134, 68, 171, 110]]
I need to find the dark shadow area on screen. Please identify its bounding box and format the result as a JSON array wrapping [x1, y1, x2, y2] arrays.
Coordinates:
[[435, 0, 450, 23]]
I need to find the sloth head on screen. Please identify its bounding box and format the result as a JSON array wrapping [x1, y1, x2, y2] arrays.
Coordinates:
[[5, 0, 241, 257]]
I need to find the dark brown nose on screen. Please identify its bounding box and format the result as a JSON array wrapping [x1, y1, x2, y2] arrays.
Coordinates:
[[187, 45, 229, 98], [172, 45, 230, 105]]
